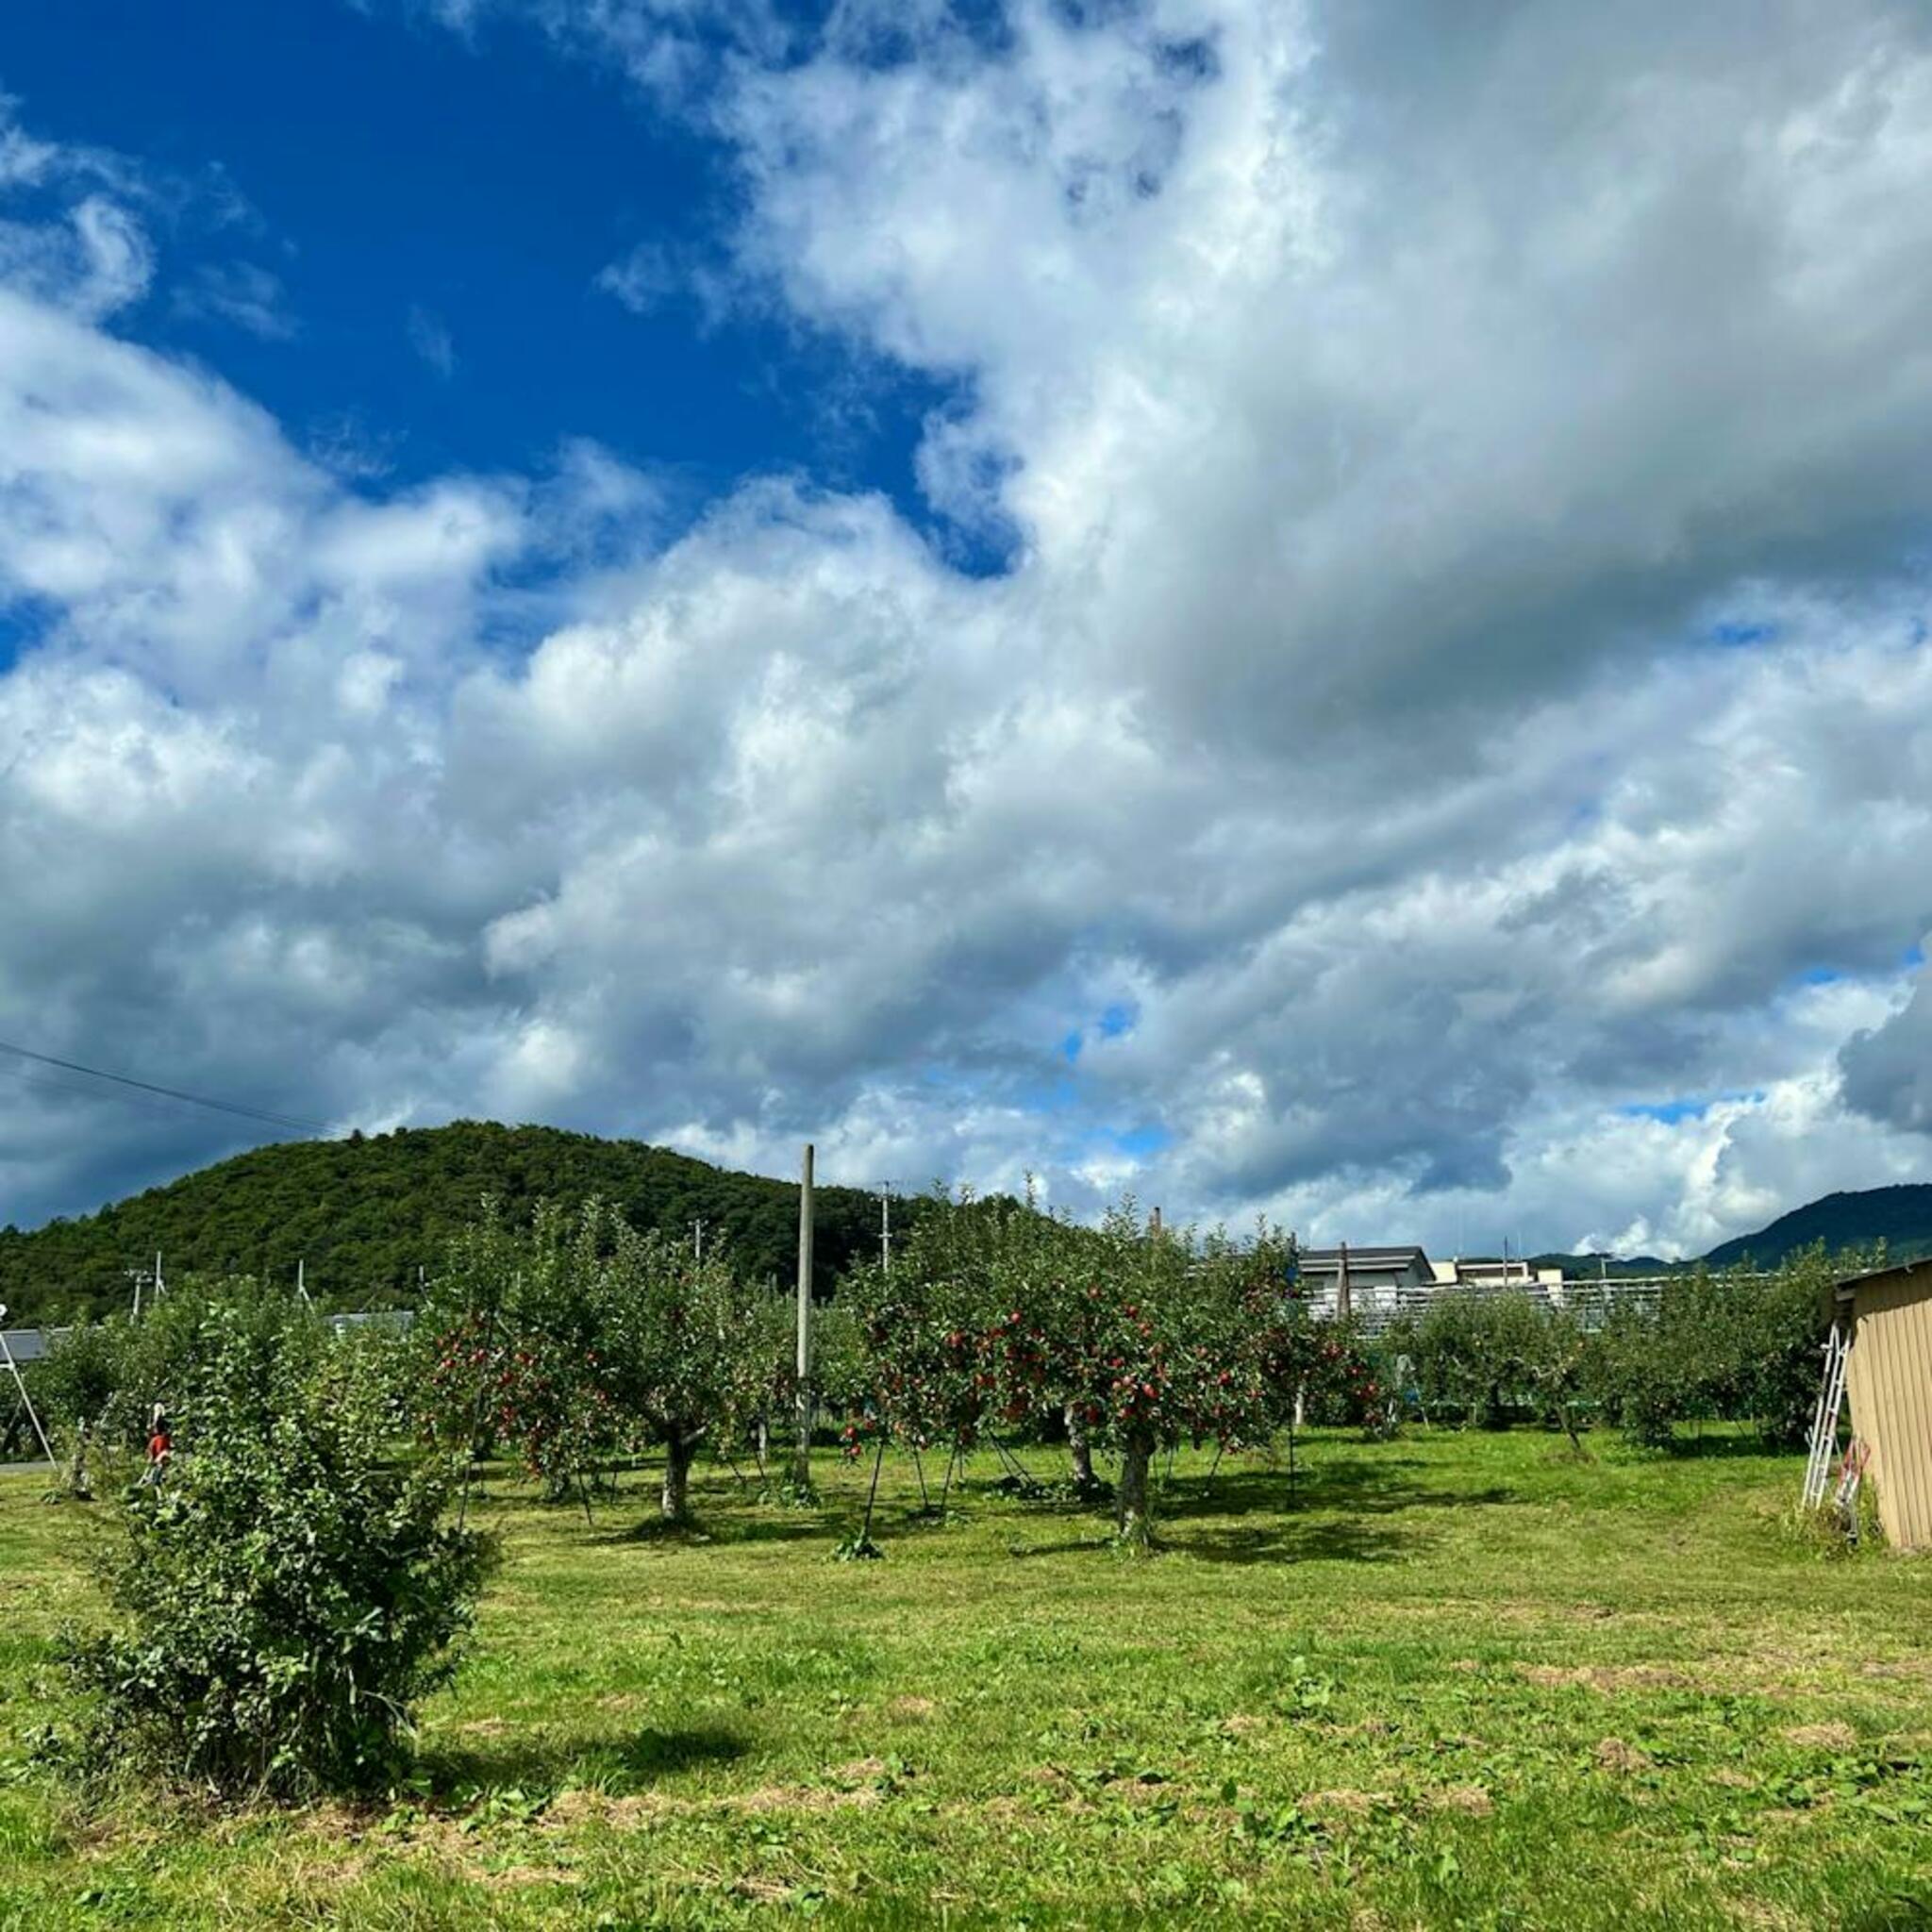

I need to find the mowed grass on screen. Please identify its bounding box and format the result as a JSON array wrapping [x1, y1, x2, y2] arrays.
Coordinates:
[[3, 1428, 1930, 1929]]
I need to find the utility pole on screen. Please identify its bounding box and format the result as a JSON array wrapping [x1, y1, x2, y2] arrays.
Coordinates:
[[793, 1143, 814, 1490], [693, 1219, 704, 1264], [1338, 1240, 1353, 1324], [880, 1188, 892, 1273]]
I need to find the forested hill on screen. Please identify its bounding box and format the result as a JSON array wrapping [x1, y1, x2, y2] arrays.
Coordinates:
[[0, 1123, 906, 1323], [1702, 1184, 1932, 1270]]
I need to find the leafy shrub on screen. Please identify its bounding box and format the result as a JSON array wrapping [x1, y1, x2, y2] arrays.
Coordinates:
[[1590, 1250, 1835, 1449], [105, 1276, 327, 1453], [29, 1322, 119, 1441], [311, 1317, 418, 1454], [55, 1380, 491, 1800], [1391, 1292, 1553, 1428], [31, 1282, 336, 1498], [29, 1322, 121, 1497]]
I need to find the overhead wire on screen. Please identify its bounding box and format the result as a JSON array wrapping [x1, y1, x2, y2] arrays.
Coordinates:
[[0, 1060, 238, 1125], [0, 1039, 326, 1135]]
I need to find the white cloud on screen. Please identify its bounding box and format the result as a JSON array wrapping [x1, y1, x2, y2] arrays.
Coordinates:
[[595, 240, 679, 314], [407, 303, 457, 377], [175, 260, 297, 340], [0, 192, 154, 318], [5, 13, 1932, 1255]]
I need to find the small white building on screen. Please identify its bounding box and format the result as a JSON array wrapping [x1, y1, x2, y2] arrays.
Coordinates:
[[1295, 1246, 1576, 1327], [1431, 1257, 1566, 1291]]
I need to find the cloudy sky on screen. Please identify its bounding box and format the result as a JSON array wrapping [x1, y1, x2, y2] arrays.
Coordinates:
[[3, 0, 1932, 1259]]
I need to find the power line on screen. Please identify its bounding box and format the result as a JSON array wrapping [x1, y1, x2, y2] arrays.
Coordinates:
[[0, 1060, 229, 1125], [0, 1039, 326, 1135]]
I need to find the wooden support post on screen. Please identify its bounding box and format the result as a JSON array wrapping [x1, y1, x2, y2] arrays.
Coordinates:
[[793, 1142, 815, 1490]]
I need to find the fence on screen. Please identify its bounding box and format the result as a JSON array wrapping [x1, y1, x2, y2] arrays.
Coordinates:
[[1299, 1276, 1769, 1338]]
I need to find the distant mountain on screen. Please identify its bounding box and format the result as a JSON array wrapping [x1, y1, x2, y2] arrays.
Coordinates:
[[1529, 1252, 1681, 1279], [0, 1122, 908, 1324], [1702, 1185, 1932, 1270]]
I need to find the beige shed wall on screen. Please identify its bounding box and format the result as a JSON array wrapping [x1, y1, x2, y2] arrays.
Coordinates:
[[1845, 1264, 1932, 1552]]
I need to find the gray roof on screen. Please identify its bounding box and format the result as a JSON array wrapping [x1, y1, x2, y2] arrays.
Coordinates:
[[1298, 1246, 1432, 1269], [0, 1329, 50, 1363]]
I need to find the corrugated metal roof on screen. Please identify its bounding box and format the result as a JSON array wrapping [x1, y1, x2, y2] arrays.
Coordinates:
[[1833, 1257, 1932, 1298]]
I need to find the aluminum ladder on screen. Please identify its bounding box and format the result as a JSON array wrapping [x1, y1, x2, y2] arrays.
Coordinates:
[[1801, 1321, 1851, 1509]]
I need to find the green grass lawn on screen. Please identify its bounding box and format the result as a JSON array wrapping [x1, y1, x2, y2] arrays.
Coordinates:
[[3, 1428, 1929, 1929]]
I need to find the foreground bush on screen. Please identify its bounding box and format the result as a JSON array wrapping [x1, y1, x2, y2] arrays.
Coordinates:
[[57, 1399, 491, 1801], [1590, 1248, 1837, 1449]]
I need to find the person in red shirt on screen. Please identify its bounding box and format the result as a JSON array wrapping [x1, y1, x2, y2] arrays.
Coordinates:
[[141, 1420, 172, 1488]]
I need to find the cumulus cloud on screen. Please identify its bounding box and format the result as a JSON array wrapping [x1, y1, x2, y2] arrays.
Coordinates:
[[5, 8, 1932, 1255]]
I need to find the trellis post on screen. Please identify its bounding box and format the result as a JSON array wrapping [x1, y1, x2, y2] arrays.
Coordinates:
[[793, 1143, 814, 1489]]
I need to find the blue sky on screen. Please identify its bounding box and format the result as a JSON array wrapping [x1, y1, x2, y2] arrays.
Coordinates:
[[4, 0, 1932, 1258], [1, 0, 949, 562]]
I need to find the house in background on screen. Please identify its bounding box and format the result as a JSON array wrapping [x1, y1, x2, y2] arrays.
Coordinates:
[[1296, 1245, 1437, 1323], [1296, 1245, 1578, 1326], [1433, 1257, 1566, 1291]]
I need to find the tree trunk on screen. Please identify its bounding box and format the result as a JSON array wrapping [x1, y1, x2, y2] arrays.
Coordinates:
[[1115, 1428, 1155, 1543], [662, 1427, 697, 1524], [1065, 1405, 1095, 1490]]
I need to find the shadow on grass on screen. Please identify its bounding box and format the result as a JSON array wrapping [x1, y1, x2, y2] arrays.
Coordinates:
[[1006, 1535, 1117, 1559], [1651, 1432, 1795, 1461], [1146, 1457, 1526, 1527], [1173, 1514, 1416, 1565], [1001, 1513, 1416, 1564], [1842, 1893, 1932, 1932], [583, 1511, 830, 1550], [418, 1723, 748, 1798]]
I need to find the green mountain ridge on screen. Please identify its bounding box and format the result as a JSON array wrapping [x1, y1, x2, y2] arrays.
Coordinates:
[[6, 1125, 1926, 1325], [1701, 1184, 1932, 1271], [0, 1122, 905, 1324]]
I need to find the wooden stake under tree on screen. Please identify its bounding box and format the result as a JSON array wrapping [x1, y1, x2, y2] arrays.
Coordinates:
[[793, 1142, 815, 1491]]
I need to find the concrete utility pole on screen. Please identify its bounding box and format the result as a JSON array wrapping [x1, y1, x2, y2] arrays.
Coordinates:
[[1338, 1240, 1353, 1324], [793, 1143, 815, 1489], [880, 1188, 892, 1274]]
